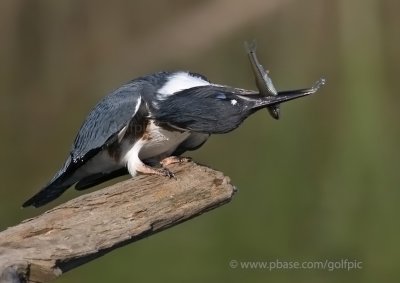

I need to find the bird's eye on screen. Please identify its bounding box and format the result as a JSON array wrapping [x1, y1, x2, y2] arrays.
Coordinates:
[[215, 93, 227, 100]]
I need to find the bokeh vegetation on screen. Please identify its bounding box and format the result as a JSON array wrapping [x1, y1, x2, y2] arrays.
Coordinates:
[[0, 0, 399, 282]]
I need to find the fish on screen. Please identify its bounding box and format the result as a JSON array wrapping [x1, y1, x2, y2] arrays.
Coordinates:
[[245, 41, 280, 119]]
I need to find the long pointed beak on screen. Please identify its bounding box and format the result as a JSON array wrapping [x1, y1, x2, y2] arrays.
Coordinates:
[[254, 77, 326, 109]]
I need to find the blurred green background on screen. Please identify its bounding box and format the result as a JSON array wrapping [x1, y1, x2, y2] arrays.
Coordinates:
[[0, 0, 399, 282]]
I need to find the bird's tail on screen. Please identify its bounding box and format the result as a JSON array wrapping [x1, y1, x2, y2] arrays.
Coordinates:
[[22, 179, 73, 208], [22, 157, 77, 208]]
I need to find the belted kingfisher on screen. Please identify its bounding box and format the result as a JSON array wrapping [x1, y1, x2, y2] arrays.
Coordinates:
[[23, 52, 325, 208]]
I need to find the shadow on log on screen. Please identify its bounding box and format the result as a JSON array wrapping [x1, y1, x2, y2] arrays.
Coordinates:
[[0, 162, 236, 283]]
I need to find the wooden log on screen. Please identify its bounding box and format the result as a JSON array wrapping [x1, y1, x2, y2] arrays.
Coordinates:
[[0, 162, 236, 283]]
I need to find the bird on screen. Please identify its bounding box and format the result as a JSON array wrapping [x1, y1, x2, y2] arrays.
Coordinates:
[[23, 65, 325, 208]]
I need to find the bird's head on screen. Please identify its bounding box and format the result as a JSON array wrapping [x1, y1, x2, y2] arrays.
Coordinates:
[[149, 72, 325, 134]]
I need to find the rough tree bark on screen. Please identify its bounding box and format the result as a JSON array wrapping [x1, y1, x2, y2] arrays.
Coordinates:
[[0, 162, 236, 283]]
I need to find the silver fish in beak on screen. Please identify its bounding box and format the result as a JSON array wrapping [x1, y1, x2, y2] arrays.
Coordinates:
[[245, 41, 280, 119]]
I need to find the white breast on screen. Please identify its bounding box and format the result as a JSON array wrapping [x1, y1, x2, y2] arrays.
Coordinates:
[[121, 120, 190, 176], [138, 121, 190, 160]]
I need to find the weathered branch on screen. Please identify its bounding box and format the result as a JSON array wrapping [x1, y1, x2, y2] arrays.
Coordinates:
[[0, 162, 236, 283]]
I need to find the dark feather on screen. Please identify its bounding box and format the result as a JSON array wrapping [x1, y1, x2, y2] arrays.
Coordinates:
[[75, 168, 128, 191], [22, 76, 165, 207], [172, 132, 210, 156], [151, 85, 258, 134]]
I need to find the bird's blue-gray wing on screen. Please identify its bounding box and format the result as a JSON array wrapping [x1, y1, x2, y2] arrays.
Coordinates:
[[22, 82, 148, 208], [71, 82, 144, 163]]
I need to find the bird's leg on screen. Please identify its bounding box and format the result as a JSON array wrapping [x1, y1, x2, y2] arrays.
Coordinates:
[[135, 163, 176, 179], [160, 156, 192, 167]]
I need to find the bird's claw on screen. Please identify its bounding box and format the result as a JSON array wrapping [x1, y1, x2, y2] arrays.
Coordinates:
[[160, 168, 176, 179]]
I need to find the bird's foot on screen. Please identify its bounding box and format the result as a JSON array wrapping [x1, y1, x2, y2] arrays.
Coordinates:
[[136, 163, 176, 179], [160, 156, 192, 167], [158, 167, 176, 179]]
